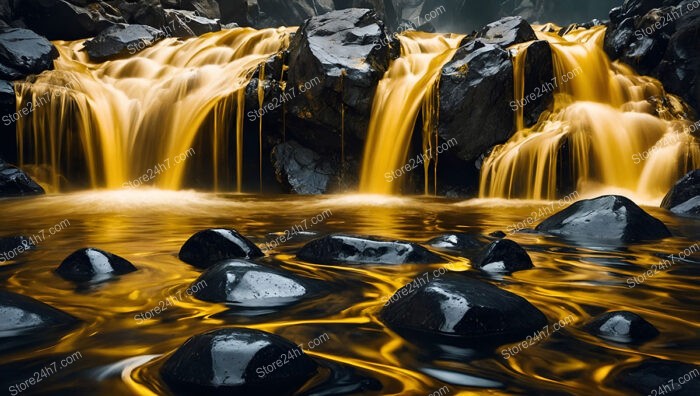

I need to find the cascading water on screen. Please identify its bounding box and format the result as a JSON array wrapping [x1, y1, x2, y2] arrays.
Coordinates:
[[359, 31, 464, 195], [479, 26, 700, 202], [15, 28, 292, 191]]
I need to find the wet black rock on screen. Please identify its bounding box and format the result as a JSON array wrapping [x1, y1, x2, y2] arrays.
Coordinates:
[[165, 9, 221, 36], [438, 40, 515, 163], [192, 259, 318, 307], [166, 0, 221, 20], [535, 195, 672, 243], [0, 27, 58, 80], [161, 328, 318, 395], [0, 157, 45, 197], [585, 311, 659, 343], [20, 0, 124, 40], [473, 239, 534, 274], [83, 24, 164, 62], [0, 290, 78, 339], [285, 8, 391, 151], [271, 140, 334, 195], [56, 248, 137, 281], [476, 16, 537, 48], [0, 235, 32, 261], [380, 274, 548, 345], [297, 234, 443, 265], [669, 196, 700, 218], [661, 169, 700, 209], [426, 233, 489, 254], [521, 40, 555, 127], [614, 359, 700, 395], [179, 228, 264, 268]]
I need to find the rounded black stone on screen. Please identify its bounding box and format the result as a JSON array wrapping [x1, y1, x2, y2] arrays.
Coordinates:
[[426, 233, 489, 253], [179, 228, 264, 268], [472, 239, 534, 273], [585, 311, 659, 344], [56, 248, 137, 281], [161, 328, 318, 395]]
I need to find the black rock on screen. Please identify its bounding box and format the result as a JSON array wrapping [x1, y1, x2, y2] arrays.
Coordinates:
[[179, 228, 264, 268], [192, 259, 317, 307], [489, 231, 507, 238], [614, 359, 700, 395], [271, 141, 334, 195], [161, 328, 318, 395], [0, 157, 45, 197], [0, 290, 78, 341], [426, 233, 489, 253], [476, 16, 537, 48], [535, 195, 672, 244], [285, 8, 391, 151], [253, 0, 335, 28], [83, 24, 164, 62], [56, 248, 137, 282], [164, 9, 221, 36], [380, 274, 548, 345], [585, 311, 659, 344], [297, 234, 443, 265], [661, 169, 700, 209], [0, 27, 58, 80], [438, 40, 515, 163], [473, 239, 534, 273], [20, 0, 124, 40], [521, 40, 555, 127], [670, 195, 700, 218]]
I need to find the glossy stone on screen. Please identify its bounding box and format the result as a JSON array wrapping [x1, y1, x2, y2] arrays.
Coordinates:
[[661, 169, 700, 210], [426, 233, 489, 254], [179, 228, 264, 268], [0, 290, 78, 339], [473, 239, 534, 273], [56, 248, 137, 281], [585, 311, 659, 344], [613, 359, 700, 395]]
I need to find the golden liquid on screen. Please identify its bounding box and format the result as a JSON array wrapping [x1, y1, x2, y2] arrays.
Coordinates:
[[359, 32, 465, 194], [2, 192, 699, 394], [15, 28, 293, 191], [480, 26, 700, 201]]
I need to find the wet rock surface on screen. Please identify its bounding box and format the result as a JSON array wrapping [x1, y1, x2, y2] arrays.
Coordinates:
[[585, 310, 659, 344], [0, 157, 45, 197], [477, 16, 537, 48], [473, 239, 534, 273], [271, 141, 334, 195], [297, 234, 443, 265], [161, 327, 318, 394], [56, 248, 137, 281], [662, 169, 700, 209], [0, 27, 58, 80], [426, 233, 490, 255], [380, 274, 548, 345], [192, 259, 319, 307], [179, 228, 264, 268], [535, 195, 672, 244], [613, 359, 700, 395], [83, 23, 164, 61]]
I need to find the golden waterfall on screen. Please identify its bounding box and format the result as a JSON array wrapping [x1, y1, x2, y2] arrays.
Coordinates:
[[359, 31, 464, 194], [480, 26, 700, 201], [15, 28, 292, 191]]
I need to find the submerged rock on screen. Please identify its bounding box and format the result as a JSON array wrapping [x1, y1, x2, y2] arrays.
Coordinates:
[[271, 141, 334, 195], [56, 248, 137, 281], [476, 16, 537, 48], [0, 290, 78, 344], [179, 228, 264, 268], [285, 8, 391, 151], [426, 233, 489, 254], [192, 259, 317, 307], [535, 195, 671, 243], [661, 169, 700, 210], [297, 234, 442, 265], [613, 359, 700, 395], [0, 158, 45, 197], [380, 274, 547, 345], [161, 328, 318, 394], [585, 311, 659, 344], [473, 239, 534, 274], [0, 27, 58, 81], [83, 24, 164, 62]]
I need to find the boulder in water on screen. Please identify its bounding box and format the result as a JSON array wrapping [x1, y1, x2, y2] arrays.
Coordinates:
[[191, 259, 319, 307], [612, 359, 700, 395], [472, 239, 534, 273], [297, 234, 443, 265], [585, 311, 659, 344], [535, 195, 671, 244], [271, 141, 334, 195], [161, 327, 318, 394], [56, 248, 137, 281], [476, 16, 537, 48], [669, 195, 700, 218], [0, 158, 45, 197], [0, 27, 58, 80], [83, 24, 164, 62], [426, 233, 489, 254], [661, 169, 700, 210], [380, 274, 548, 345], [179, 228, 264, 268]]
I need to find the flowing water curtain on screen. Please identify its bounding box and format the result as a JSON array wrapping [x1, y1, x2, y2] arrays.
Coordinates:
[[480, 26, 700, 201], [359, 31, 465, 195], [16, 28, 293, 191]]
